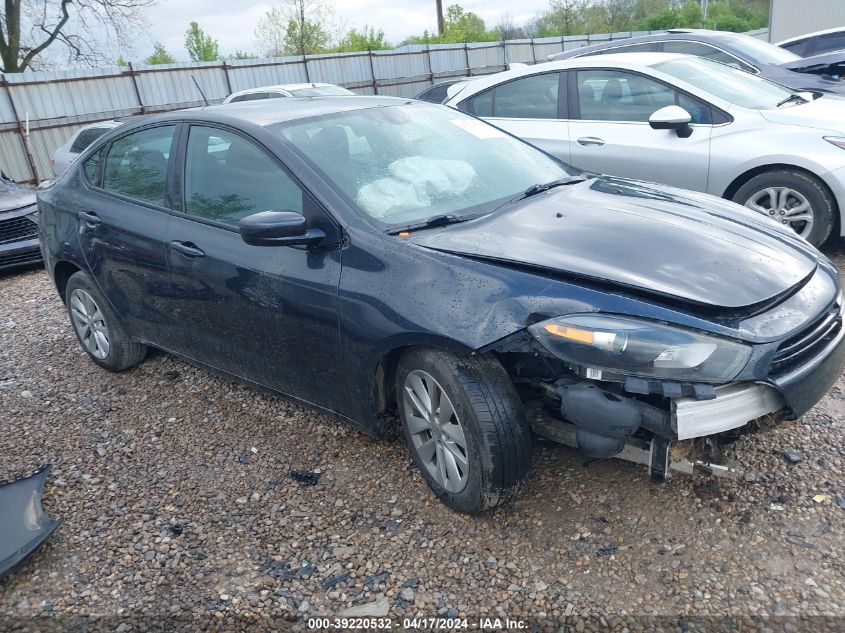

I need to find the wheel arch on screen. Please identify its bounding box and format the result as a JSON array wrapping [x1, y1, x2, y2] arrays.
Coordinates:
[[368, 335, 483, 434], [53, 260, 82, 301], [722, 163, 841, 236]]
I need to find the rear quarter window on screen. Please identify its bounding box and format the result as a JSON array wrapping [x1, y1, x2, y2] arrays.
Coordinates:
[[70, 127, 111, 154]]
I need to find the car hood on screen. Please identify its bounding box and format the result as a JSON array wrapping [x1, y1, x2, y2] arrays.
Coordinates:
[[408, 177, 817, 310], [759, 95, 845, 131], [0, 179, 36, 214], [780, 50, 845, 74]]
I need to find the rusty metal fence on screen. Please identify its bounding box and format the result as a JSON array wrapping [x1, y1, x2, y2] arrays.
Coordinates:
[[0, 28, 768, 183]]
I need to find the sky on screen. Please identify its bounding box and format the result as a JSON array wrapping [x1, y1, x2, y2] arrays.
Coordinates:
[[140, 0, 552, 60]]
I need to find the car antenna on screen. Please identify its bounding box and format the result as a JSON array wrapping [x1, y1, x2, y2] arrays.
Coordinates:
[[191, 75, 209, 106]]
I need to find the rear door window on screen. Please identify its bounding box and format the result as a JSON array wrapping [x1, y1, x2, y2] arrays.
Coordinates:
[[464, 72, 561, 119], [102, 125, 176, 206], [70, 127, 112, 154]]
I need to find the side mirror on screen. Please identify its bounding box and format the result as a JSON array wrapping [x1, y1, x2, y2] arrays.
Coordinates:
[[239, 210, 325, 247], [649, 105, 693, 138]]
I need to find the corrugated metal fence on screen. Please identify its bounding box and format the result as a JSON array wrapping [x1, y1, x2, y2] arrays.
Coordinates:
[[0, 28, 768, 183]]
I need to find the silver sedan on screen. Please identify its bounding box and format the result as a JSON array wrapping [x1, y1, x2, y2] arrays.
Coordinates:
[[444, 52, 845, 245]]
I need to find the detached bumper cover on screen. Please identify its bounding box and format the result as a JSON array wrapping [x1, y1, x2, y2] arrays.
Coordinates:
[[0, 466, 60, 579]]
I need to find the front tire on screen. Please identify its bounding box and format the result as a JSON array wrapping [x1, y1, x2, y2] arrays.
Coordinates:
[[732, 169, 835, 246], [65, 271, 147, 372], [396, 348, 532, 514]]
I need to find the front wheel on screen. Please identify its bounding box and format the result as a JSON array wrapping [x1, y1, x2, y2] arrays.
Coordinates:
[[396, 348, 532, 514], [732, 169, 835, 246]]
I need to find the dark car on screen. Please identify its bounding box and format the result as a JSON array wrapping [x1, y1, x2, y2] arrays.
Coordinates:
[[0, 175, 40, 270], [548, 29, 845, 95], [37, 97, 845, 513]]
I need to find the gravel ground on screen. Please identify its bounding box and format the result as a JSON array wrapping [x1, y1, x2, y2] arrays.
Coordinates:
[[1, 242, 845, 632]]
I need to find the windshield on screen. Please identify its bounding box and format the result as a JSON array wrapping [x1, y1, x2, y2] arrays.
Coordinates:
[[272, 103, 573, 226], [723, 34, 799, 65], [653, 57, 794, 109], [289, 86, 354, 97]]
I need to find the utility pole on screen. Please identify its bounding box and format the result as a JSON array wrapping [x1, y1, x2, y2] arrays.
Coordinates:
[[436, 0, 445, 35]]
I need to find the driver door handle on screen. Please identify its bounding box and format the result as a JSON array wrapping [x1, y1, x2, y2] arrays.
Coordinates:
[[576, 136, 606, 147], [78, 211, 101, 226], [169, 240, 205, 258]]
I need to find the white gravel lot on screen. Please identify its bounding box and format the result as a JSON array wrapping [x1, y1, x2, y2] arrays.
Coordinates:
[[1, 242, 845, 632]]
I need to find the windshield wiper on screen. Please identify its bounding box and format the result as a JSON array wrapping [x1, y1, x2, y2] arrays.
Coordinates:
[[387, 214, 472, 235], [776, 92, 811, 108], [524, 175, 587, 197]]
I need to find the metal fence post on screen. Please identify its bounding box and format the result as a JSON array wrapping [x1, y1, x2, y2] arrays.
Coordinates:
[[127, 62, 145, 114], [501, 39, 507, 69], [464, 43, 470, 76], [368, 50, 378, 94], [221, 60, 232, 95], [531, 37, 537, 63], [303, 55, 311, 82], [426, 45, 434, 85], [1, 76, 39, 183]]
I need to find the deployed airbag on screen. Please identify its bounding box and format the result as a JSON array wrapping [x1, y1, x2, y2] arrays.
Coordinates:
[[0, 465, 60, 579]]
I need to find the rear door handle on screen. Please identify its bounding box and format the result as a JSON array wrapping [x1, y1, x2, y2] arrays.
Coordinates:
[[169, 240, 205, 258], [78, 211, 101, 226], [576, 136, 606, 147]]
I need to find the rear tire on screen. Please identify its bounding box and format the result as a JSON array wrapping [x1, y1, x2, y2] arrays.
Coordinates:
[[65, 271, 147, 372], [732, 169, 835, 246], [396, 348, 532, 514]]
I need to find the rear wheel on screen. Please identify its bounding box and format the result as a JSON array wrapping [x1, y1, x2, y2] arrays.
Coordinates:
[[65, 272, 147, 371], [396, 348, 532, 514], [732, 169, 835, 246]]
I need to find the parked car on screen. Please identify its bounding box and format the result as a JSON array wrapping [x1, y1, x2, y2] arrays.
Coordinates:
[[0, 175, 39, 270], [37, 97, 845, 513], [414, 80, 465, 104], [222, 83, 354, 104], [52, 120, 122, 176], [445, 52, 845, 245], [779, 27, 845, 58], [547, 29, 845, 95]]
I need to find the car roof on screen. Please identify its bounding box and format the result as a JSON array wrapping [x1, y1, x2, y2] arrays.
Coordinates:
[[229, 83, 340, 96], [778, 26, 845, 46], [142, 95, 415, 128], [78, 120, 122, 131], [550, 30, 748, 59]]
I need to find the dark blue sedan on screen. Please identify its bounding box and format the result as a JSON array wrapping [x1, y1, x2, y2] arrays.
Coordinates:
[[37, 97, 845, 513]]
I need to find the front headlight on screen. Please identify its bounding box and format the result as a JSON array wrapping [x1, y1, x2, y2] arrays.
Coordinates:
[[528, 314, 751, 383]]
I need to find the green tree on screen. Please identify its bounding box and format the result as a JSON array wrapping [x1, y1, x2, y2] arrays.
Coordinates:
[[184, 22, 220, 62], [256, 0, 332, 57], [145, 42, 177, 65], [228, 50, 257, 60], [334, 27, 391, 52]]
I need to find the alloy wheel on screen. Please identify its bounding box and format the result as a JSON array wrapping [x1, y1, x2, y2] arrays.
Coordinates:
[[69, 288, 110, 360], [402, 369, 469, 493], [744, 186, 814, 239]]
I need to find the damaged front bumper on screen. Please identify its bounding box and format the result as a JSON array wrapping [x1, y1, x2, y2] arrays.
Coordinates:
[[0, 466, 60, 579]]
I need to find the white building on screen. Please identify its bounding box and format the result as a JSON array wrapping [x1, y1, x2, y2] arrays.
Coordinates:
[[768, 0, 845, 43]]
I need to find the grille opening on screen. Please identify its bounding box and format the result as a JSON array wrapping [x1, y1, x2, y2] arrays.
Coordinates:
[[0, 216, 37, 245], [771, 302, 842, 372]]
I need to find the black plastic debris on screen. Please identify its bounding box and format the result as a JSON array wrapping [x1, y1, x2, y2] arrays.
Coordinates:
[[783, 450, 803, 465], [289, 469, 320, 486], [835, 493, 845, 510], [0, 466, 60, 579]]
